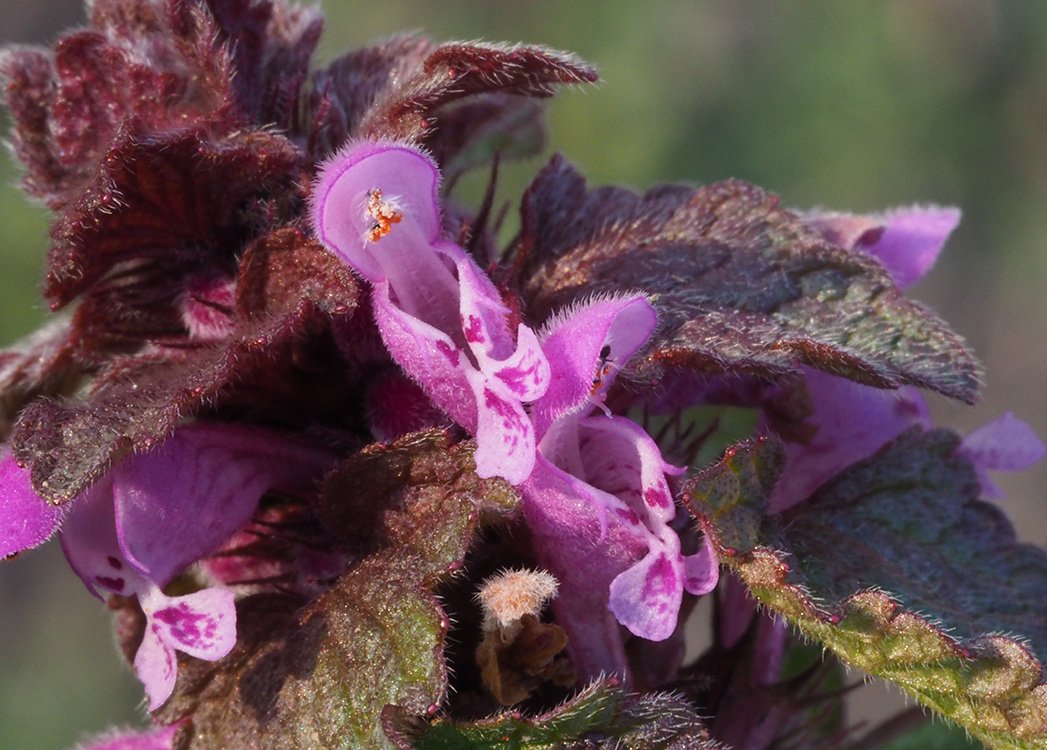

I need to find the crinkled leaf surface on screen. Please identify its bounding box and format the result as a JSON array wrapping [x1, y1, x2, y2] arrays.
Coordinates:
[[514, 158, 981, 403], [12, 229, 358, 503], [382, 679, 719, 749], [0, 0, 236, 209], [684, 431, 1047, 749], [47, 128, 300, 309], [159, 432, 518, 749]]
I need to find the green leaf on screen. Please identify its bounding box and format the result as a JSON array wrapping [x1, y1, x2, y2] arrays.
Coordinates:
[[513, 160, 981, 403], [382, 680, 719, 749], [684, 430, 1047, 749], [159, 432, 518, 750], [882, 720, 980, 750]]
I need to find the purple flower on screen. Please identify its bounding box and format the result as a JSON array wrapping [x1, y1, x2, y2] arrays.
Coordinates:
[[2, 423, 333, 709], [521, 294, 719, 680], [803, 204, 961, 290], [311, 140, 550, 484], [0, 446, 64, 558], [770, 206, 1044, 511], [959, 411, 1047, 498]]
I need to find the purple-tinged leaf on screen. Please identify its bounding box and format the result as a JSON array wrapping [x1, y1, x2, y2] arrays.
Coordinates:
[[47, 128, 300, 313], [12, 230, 358, 504], [157, 432, 518, 749], [357, 42, 597, 145], [203, 0, 323, 127], [426, 95, 547, 182], [0, 1, 235, 209], [383, 678, 718, 749], [0, 317, 82, 439], [684, 430, 1047, 748], [514, 158, 982, 404], [304, 34, 433, 159]]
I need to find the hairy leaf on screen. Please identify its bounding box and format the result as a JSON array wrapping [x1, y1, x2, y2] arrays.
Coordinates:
[[382, 679, 719, 749], [0, 0, 235, 209], [514, 158, 981, 403], [684, 431, 1047, 749], [0, 317, 83, 440], [159, 433, 518, 750], [304, 34, 434, 159], [357, 42, 596, 145], [47, 128, 300, 309], [12, 229, 358, 504]]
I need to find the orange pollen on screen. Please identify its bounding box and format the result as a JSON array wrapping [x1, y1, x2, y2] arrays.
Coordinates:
[[365, 188, 403, 243]]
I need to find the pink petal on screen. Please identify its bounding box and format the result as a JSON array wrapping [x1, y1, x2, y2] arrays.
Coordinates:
[[59, 479, 139, 599], [492, 324, 550, 402], [0, 448, 63, 558], [961, 412, 1046, 498], [180, 274, 235, 341], [311, 140, 442, 283], [769, 370, 930, 512], [857, 206, 960, 289], [133, 619, 179, 711], [74, 723, 181, 750], [469, 371, 537, 484], [533, 295, 657, 438], [578, 415, 682, 525], [141, 586, 237, 661], [805, 205, 960, 289], [372, 280, 477, 431], [608, 548, 683, 641], [134, 585, 237, 710], [682, 539, 719, 596], [520, 455, 646, 681], [114, 423, 332, 586]]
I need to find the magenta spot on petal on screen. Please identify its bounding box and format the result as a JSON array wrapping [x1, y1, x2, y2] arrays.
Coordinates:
[[463, 314, 485, 344], [641, 554, 677, 610], [643, 487, 671, 509], [616, 507, 640, 526], [106, 556, 123, 570], [155, 603, 219, 648], [435, 340, 460, 367], [496, 356, 545, 397], [483, 387, 525, 453], [95, 575, 125, 593]]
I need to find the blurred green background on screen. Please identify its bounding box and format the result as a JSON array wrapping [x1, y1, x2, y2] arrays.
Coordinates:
[[2, 1, 1044, 747]]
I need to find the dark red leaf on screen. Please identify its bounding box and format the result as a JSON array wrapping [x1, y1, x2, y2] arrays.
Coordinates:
[[357, 42, 596, 145], [203, 0, 323, 127], [46, 128, 300, 312], [0, 318, 84, 440], [12, 229, 358, 504], [0, 1, 236, 209]]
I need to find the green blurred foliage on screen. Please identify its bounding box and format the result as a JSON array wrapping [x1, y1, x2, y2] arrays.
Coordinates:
[[2, 1, 1046, 748]]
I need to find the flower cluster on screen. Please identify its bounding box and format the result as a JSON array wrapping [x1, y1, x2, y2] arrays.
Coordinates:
[[0, 1, 1044, 749]]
